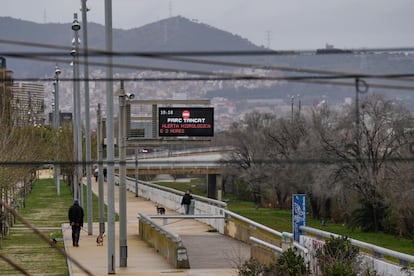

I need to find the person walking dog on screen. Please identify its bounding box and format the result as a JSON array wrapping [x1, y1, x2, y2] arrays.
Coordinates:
[[68, 198, 84, 247], [181, 190, 193, 215]]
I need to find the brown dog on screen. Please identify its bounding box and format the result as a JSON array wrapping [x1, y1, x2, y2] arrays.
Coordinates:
[[49, 238, 57, 247], [96, 233, 104, 246]]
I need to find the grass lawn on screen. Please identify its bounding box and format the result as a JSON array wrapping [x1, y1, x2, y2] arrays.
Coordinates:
[[155, 178, 207, 197], [1, 178, 111, 275], [1, 179, 72, 275], [228, 199, 414, 257]]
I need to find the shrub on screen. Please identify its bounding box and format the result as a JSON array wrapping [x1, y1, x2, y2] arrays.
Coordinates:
[[316, 236, 359, 276], [237, 258, 266, 276], [237, 248, 309, 276], [269, 247, 309, 276], [348, 199, 390, 232]]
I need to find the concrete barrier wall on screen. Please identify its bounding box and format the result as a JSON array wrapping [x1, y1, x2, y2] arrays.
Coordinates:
[[138, 213, 190, 269], [250, 244, 279, 266], [120, 176, 283, 266], [121, 177, 227, 233], [224, 210, 282, 246]]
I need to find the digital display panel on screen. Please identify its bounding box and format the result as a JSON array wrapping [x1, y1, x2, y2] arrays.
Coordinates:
[[158, 107, 214, 137]]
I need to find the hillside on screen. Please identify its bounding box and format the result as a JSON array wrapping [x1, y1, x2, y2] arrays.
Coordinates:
[[0, 16, 265, 77]]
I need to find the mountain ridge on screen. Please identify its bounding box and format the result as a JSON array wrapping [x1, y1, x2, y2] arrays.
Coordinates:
[[0, 15, 264, 77]]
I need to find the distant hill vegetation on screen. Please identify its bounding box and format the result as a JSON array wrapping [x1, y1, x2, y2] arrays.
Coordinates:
[[0, 16, 265, 77]]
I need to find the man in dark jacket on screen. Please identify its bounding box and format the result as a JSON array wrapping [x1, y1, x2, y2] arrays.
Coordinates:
[[68, 199, 84, 247], [181, 190, 193, 215]]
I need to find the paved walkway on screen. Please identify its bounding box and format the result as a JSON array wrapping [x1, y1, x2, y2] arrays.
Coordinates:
[[62, 178, 246, 275]]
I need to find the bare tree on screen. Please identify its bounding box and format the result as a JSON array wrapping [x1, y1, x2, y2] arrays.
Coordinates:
[[316, 94, 413, 231], [220, 94, 413, 236], [222, 111, 276, 202], [265, 115, 310, 208], [0, 123, 48, 235]]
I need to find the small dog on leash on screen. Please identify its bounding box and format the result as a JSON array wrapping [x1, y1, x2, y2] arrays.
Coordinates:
[[49, 233, 57, 247], [96, 233, 105, 246], [156, 204, 166, 215], [49, 237, 57, 247]]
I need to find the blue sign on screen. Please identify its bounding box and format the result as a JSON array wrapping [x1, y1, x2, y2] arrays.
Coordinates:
[[292, 194, 306, 242]]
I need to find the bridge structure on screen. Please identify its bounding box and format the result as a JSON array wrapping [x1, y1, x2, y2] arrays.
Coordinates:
[[119, 147, 232, 200], [125, 147, 226, 175]]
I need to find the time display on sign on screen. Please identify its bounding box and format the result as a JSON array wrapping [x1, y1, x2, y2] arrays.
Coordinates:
[[158, 107, 214, 137], [159, 109, 174, 116]]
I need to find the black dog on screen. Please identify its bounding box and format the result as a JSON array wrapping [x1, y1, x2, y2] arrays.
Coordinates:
[[156, 205, 166, 215]]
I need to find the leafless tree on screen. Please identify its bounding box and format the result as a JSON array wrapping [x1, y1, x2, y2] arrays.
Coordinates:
[[222, 111, 277, 201], [315, 94, 413, 231], [220, 94, 413, 236], [0, 123, 47, 235]]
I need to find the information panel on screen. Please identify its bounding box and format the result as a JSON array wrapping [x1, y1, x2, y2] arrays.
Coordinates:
[[293, 194, 306, 242], [158, 107, 214, 137]]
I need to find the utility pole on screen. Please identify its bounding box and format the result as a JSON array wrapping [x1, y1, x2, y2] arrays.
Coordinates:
[[135, 149, 139, 197], [97, 104, 105, 236], [104, 0, 116, 273], [117, 80, 130, 267]]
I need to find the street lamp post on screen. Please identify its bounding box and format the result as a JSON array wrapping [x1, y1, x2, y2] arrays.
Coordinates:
[[116, 80, 134, 267], [53, 65, 61, 195], [81, 0, 93, 236], [71, 13, 82, 202]]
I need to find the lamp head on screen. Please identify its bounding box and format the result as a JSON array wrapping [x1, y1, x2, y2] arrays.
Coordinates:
[[54, 65, 61, 76], [72, 13, 81, 31], [126, 93, 135, 100], [72, 20, 81, 31]]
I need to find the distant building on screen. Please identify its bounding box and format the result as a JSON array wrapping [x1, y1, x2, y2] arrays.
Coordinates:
[[0, 57, 14, 125], [12, 82, 45, 126], [48, 112, 73, 126]]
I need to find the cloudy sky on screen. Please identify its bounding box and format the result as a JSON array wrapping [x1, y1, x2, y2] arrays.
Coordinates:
[[1, 0, 413, 50]]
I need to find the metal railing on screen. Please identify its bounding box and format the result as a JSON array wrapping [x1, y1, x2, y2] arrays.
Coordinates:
[[301, 226, 414, 266], [224, 209, 284, 237]]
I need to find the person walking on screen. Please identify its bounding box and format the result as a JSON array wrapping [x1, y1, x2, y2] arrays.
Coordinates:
[[103, 167, 107, 182], [181, 190, 193, 215], [93, 167, 99, 182], [68, 198, 84, 247]]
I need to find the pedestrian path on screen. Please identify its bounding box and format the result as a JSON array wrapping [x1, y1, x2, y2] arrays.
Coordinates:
[[63, 179, 243, 275]]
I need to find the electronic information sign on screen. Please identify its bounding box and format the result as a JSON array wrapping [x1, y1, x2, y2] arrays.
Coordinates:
[[158, 107, 214, 137]]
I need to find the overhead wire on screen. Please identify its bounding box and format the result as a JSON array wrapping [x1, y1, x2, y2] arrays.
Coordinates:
[[2, 55, 414, 91], [1, 38, 414, 57], [1, 38, 414, 92], [1, 156, 414, 167]]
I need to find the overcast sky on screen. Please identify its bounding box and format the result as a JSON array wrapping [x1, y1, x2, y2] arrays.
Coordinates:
[[1, 0, 413, 50]]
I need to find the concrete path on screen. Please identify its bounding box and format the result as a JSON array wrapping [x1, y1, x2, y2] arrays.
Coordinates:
[[63, 178, 248, 275]]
